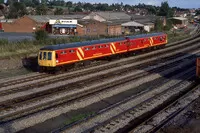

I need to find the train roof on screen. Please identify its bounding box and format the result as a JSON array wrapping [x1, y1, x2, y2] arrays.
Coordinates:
[[40, 37, 125, 50], [126, 32, 166, 39], [40, 32, 166, 50]]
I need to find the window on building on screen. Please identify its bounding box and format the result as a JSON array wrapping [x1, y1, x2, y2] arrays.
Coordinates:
[[93, 29, 97, 32], [87, 29, 90, 32]]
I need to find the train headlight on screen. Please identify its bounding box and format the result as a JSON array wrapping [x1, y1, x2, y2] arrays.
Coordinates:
[[56, 60, 59, 63]]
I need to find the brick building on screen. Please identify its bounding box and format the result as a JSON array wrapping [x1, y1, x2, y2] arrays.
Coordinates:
[[1, 15, 86, 33], [78, 19, 122, 36]]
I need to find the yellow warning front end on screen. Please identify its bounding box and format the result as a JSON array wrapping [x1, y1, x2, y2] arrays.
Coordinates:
[[38, 50, 56, 67]]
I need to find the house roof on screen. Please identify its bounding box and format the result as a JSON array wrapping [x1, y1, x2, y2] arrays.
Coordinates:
[[78, 19, 129, 26], [27, 14, 87, 23], [169, 17, 188, 21], [121, 21, 144, 27], [130, 14, 157, 24], [93, 11, 131, 21]]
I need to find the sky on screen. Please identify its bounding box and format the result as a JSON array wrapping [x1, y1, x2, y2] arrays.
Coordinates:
[[71, 0, 200, 9]]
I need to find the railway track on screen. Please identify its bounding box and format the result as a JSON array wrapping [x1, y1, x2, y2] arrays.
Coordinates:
[[0, 49, 199, 132], [0, 33, 200, 132], [0, 51, 197, 122], [1, 33, 200, 97], [129, 85, 200, 133], [0, 32, 199, 89], [58, 66, 197, 133]]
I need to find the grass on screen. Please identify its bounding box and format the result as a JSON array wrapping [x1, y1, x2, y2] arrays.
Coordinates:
[[64, 112, 95, 126], [0, 31, 192, 59]]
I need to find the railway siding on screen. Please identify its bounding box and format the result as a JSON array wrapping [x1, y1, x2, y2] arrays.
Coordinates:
[[0, 34, 200, 132]]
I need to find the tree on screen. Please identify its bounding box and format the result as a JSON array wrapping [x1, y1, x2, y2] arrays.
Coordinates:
[[54, 7, 63, 15], [154, 19, 163, 31], [36, 4, 48, 15], [0, 0, 4, 4], [8, 2, 27, 18], [158, 1, 173, 18], [34, 29, 48, 41], [164, 20, 173, 31], [74, 6, 82, 12]]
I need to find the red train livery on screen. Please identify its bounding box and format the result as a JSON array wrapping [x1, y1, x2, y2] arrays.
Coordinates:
[[38, 32, 167, 71]]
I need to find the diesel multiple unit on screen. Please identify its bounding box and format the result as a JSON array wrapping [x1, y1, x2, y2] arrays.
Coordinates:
[[38, 33, 168, 71]]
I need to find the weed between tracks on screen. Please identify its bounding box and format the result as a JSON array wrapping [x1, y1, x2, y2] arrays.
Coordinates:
[[64, 112, 95, 126]]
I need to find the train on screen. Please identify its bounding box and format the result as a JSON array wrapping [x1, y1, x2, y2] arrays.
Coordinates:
[[38, 32, 168, 72]]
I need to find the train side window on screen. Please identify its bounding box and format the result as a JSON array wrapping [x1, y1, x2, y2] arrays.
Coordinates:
[[98, 46, 101, 48], [85, 47, 90, 51], [61, 51, 66, 54], [92, 46, 96, 50], [43, 52, 47, 60], [69, 50, 74, 53], [39, 52, 42, 60], [106, 44, 109, 47], [160, 37, 163, 41], [48, 52, 52, 60]]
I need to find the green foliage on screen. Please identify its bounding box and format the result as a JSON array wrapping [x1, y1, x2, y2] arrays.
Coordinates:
[[154, 19, 163, 31], [54, 7, 64, 15], [36, 4, 48, 15], [7, 2, 27, 18], [73, 6, 82, 12], [164, 20, 173, 31], [34, 29, 49, 41], [196, 10, 200, 15], [0, 0, 4, 4], [158, 1, 174, 18]]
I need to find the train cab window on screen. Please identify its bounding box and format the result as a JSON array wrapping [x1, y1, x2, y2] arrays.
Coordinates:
[[39, 52, 42, 60], [48, 52, 52, 60], [43, 52, 47, 60], [56, 53, 58, 59]]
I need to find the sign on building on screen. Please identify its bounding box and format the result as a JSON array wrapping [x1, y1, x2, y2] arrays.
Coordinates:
[[49, 19, 77, 25]]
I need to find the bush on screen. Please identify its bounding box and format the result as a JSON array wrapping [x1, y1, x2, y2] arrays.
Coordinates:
[[34, 29, 49, 41]]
